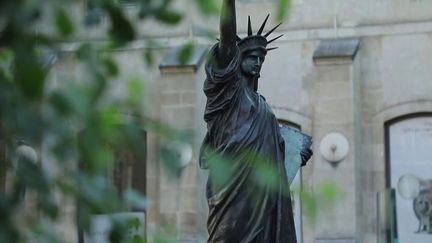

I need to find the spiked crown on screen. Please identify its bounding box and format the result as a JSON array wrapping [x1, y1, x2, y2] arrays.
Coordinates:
[[237, 14, 283, 55]]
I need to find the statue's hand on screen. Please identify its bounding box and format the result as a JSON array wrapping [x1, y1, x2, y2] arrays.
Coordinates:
[[300, 148, 313, 167]]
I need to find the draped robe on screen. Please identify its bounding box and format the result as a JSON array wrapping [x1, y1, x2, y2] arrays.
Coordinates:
[[199, 44, 297, 243]]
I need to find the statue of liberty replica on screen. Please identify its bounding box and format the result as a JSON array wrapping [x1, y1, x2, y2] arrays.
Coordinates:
[[199, 0, 313, 242]]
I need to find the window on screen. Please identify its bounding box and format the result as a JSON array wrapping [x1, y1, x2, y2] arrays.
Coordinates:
[[385, 113, 432, 242], [78, 125, 147, 206]]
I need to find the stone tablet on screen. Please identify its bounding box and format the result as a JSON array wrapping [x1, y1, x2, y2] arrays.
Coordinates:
[[280, 126, 312, 185]]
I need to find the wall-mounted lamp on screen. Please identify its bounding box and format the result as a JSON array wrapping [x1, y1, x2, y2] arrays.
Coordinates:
[[166, 141, 193, 169], [14, 141, 38, 165], [397, 174, 432, 200], [319, 132, 349, 165]]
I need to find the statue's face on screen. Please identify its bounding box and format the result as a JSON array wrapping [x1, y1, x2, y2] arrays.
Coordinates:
[[241, 50, 266, 78]]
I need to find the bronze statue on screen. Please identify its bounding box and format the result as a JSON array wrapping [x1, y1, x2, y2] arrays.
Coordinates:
[[199, 1, 312, 242]]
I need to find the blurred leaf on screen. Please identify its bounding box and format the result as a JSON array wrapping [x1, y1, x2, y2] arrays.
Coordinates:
[[127, 78, 143, 106], [125, 189, 149, 210], [298, 182, 340, 222], [207, 154, 233, 189], [160, 145, 181, 178], [155, 10, 182, 25], [193, 0, 219, 16], [300, 189, 317, 220], [101, 58, 119, 77], [0, 230, 19, 243], [130, 236, 145, 243], [55, 8, 74, 37], [15, 158, 50, 194], [78, 174, 120, 213], [192, 24, 217, 40], [277, 0, 291, 22], [319, 182, 339, 201], [138, 3, 153, 19], [76, 43, 93, 61], [38, 194, 59, 219], [0, 48, 14, 81], [109, 219, 128, 243], [0, 0, 297, 242], [49, 86, 91, 118], [251, 159, 278, 190], [107, 6, 136, 45], [178, 42, 194, 65], [14, 47, 46, 100], [153, 225, 177, 243], [144, 50, 154, 66]]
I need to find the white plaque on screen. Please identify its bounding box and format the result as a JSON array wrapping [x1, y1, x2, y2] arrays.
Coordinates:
[[389, 117, 432, 242]]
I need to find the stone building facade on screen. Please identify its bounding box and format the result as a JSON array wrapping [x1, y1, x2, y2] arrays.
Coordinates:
[[154, 1, 432, 242], [2, 0, 432, 242]]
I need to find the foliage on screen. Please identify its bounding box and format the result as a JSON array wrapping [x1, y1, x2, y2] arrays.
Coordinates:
[[0, 0, 334, 242], [0, 0, 214, 242]]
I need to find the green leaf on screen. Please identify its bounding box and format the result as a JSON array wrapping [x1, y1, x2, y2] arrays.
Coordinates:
[[300, 189, 318, 220], [102, 58, 119, 77], [127, 78, 143, 106], [144, 50, 154, 66], [76, 43, 93, 61], [277, 0, 291, 22], [155, 10, 182, 25], [0, 48, 14, 81], [178, 42, 194, 65], [15, 158, 50, 194], [55, 8, 74, 37], [107, 6, 136, 45], [193, 0, 219, 16], [125, 189, 149, 210], [319, 182, 339, 201], [14, 47, 46, 100]]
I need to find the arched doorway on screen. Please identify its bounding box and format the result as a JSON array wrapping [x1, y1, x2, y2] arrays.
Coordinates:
[[279, 119, 303, 243]]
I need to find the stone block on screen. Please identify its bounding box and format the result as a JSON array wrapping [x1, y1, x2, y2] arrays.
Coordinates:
[[314, 65, 352, 83], [180, 186, 197, 212], [160, 187, 178, 213], [315, 82, 353, 100], [161, 92, 182, 105], [181, 91, 197, 104], [314, 98, 354, 125], [160, 170, 177, 187], [159, 45, 208, 74], [180, 212, 198, 237], [159, 212, 177, 227], [313, 38, 360, 61], [146, 182, 159, 204], [160, 105, 196, 129], [160, 75, 196, 92], [146, 199, 159, 223], [181, 164, 197, 186]]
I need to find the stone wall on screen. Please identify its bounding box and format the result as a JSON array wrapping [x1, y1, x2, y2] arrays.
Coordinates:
[[158, 62, 207, 242]]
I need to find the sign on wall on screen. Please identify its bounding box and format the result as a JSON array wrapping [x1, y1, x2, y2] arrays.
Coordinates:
[[389, 116, 432, 242]]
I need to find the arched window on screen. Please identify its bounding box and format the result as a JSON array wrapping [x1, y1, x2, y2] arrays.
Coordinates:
[[278, 119, 302, 243], [78, 125, 147, 201], [385, 113, 432, 242], [77, 125, 147, 242]]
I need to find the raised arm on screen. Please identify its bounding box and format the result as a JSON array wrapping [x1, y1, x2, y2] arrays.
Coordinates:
[[218, 0, 237, 68]]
